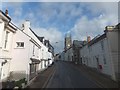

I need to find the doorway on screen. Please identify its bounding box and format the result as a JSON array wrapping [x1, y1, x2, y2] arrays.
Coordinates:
[[96, 56, 100, 70]]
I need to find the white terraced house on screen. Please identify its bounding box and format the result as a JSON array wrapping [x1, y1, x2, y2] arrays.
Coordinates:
[[80, 24, 120, 81], [0, 10, 54, 88], [0, 10, 17, 88], [10, 20, 54, 87]]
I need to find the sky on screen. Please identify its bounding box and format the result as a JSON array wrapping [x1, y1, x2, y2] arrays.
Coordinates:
[[0, 0, 119, 53]]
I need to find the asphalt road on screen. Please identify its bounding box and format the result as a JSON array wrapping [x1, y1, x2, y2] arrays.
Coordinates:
[[46, 61, 101, 88]]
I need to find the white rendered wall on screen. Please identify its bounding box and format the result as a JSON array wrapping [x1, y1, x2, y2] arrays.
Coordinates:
[[10, 29, 30, 81], [80, 37, 115, 79]]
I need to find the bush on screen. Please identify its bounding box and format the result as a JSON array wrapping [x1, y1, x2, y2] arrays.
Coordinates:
[[14, 78, 27, 88]]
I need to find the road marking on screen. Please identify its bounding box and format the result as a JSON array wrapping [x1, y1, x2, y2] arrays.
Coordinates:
[[42, 65, 56, 88], [45, 66, 56, 88]]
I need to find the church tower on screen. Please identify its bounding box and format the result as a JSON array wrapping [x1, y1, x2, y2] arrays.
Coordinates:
[[64, 32, 72, 51]]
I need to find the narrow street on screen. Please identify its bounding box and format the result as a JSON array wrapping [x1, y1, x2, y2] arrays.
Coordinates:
[[46, 61, 101, 88]]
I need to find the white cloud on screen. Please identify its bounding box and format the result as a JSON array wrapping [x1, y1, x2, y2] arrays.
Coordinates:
[[14, 7, 22, 16], [2, 2, 23, 19], [33, 27, 64, 53], [56, 3, 83, 20], [71, 2, 118, 41], [85, 2, 118, 16], [0, 0, 2, 10], [22, 0, 119, 2], [36, 3, 83, 23], [2, 2, 118, 53]]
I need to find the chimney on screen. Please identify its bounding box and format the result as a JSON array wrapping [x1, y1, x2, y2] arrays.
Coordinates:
[[105, 26, 114, 31], [104, 26, 115, 33], [87, 36, 91, 43], [22, 20, 30, 34], [5, 9, 8, 16], [23, 20, 30, 29], [25, 20, 30, 27]]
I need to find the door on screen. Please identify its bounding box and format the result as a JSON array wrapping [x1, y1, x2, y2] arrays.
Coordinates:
[[0, 63, 2, 80], [0, 63, 2, 90], [96, 56, 100, 70]]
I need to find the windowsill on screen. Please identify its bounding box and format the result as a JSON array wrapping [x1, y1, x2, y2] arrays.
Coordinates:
[[14, 47, 25, 49], [3, 49, 9, 52], [31, 72, 35, 73]]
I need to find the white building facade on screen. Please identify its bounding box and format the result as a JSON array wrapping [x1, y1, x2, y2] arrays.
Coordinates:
[[10, 20, 54, 85], [0, 10, 54, 88], [0, 10, 17, 85], [59, 51, 65, 61], [80, 24, 120, 81], [64, 47, 73, 62]]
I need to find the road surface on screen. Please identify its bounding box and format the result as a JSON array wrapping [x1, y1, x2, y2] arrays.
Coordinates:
[[46, 61, 101, 88]]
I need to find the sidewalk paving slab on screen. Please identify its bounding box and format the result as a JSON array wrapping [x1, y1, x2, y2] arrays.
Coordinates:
[[26, 64, 55, 88]]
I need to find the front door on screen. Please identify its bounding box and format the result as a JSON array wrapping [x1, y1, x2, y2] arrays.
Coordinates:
[[96, 57, 100, 70], [0, 63, 2, 80]]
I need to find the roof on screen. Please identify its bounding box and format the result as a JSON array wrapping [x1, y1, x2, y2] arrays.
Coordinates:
[[44, 40, 49, 44], [29, 28, 38, 38], [30, 58, 40, 64], [64, 46, 73, 52], [49, 43, 54, 49], [8, 22, 17, 32], [37, 36, 44, 42], [88, 33, 106, 46], [81, 23, 119, 49], [115, 23, 120, 29], [73, 40, 85, 47], [29, 28, 44, 43]]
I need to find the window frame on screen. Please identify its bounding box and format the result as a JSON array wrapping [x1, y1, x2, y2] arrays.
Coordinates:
[[101, 40, 104, 51], [103, 55, 106, 64], [32, 45, 35, 56], [4, 31, 9, 49], [16, 42, 24, 48]]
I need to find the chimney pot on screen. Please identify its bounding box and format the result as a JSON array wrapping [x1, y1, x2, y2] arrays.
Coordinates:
[[105, 26, 114, 31], [5, 9, 8, 16], [87, 36, 91, 43]]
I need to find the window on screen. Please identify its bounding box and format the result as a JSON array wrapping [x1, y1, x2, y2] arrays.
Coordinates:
[[89, 46, 92, 52], [103, 55, 106, 64], [101, 41, 104, 50], [16, 42, 24, 47], [33, 45, 35, 56], [30, 64, 36, 74], [4, 31, 9, 49]]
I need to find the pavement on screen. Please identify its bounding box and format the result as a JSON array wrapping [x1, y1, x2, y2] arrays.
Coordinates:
[[68, 61, 119, 88], [26, 63, 55, 88]]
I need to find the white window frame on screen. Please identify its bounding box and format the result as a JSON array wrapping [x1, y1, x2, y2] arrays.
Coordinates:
[[4, 31, 9, 49], [33, 45, 35, 56]]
